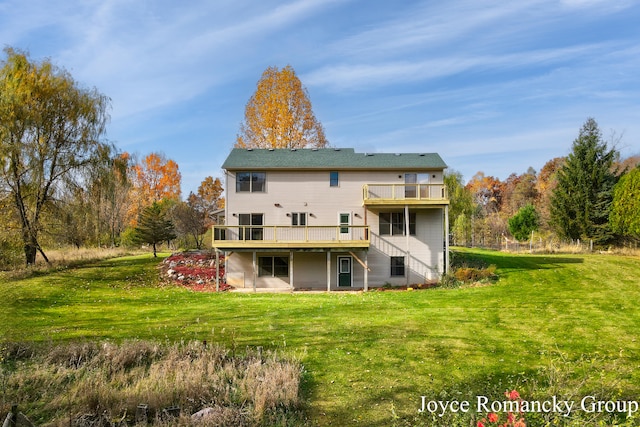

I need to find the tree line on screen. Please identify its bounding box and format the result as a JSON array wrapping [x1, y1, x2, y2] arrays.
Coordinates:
[[0, 48, 224, 267], [3, 47, 638, 267], [446, 118, 640, 249]]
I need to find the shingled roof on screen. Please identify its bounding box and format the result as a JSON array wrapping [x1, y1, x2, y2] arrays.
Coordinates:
[[222, 148, 447, 170]]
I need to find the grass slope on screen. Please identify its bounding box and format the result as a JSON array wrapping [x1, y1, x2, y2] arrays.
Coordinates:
[[1, 249, 640, 425]]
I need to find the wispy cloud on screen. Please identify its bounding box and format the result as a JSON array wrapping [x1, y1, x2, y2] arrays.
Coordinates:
[[33, 0, 349, 119], [303, 42, 614, 91], [1, 0, 638, 190]]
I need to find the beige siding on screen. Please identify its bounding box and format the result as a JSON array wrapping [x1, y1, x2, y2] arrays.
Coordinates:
[[225, 169, 443, 228], [226, 250, 368, 290], [223, 168, 445, 288], [367, 208, 444, 284]]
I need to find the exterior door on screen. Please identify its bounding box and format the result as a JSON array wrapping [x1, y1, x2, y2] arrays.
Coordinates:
[[337, 256, 352, 287], [405, 173, 430, 199], [339, 212, 351, 240]]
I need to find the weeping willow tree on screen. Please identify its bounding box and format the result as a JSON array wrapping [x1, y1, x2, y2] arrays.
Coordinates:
[[0, 47, 111, 265]]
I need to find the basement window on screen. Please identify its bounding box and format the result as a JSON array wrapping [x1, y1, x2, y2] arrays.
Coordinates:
[[259, 256, 289, 277], [390, 256, 405, 277]]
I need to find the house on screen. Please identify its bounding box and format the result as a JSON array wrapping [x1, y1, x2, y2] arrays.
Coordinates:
[[212, 148, 449, 291]]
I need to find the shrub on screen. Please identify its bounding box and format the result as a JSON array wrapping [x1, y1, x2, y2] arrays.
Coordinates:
[[454, 264, 497, 283]]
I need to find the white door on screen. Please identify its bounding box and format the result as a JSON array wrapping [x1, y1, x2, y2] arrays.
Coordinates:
[[339, 212, 351, 240]]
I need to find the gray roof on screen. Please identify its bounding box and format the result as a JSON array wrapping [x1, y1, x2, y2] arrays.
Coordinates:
[[222, 148, 447, 170]]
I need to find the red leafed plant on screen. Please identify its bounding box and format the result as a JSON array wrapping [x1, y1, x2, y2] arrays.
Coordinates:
[[161, 251, 230, 292], [477, 390, 526, 427]]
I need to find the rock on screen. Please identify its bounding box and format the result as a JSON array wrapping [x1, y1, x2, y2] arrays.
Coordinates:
[[191, 407, 216, 420]]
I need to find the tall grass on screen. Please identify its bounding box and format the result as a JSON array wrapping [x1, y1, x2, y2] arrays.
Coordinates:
[[0, 246, 143, 279], [0, 340, 304, 426]]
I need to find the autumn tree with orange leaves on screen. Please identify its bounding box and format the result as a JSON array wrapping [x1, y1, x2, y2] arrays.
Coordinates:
[[128, 152, 181, 225], [195, 176, 225, 226], [236, 65, 328, 149]]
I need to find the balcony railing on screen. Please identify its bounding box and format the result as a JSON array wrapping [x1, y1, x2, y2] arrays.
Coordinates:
[[363, 183, 448, 205], [212, 225, 370, 249]]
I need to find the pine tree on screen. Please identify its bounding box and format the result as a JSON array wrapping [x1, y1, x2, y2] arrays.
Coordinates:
[[134, 202, 176, 257], [550, 118, 617, 245]]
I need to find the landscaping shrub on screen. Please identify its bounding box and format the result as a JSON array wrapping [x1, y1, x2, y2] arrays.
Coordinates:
[[453, 264, 497, 283], [439, 250, 498, 288]]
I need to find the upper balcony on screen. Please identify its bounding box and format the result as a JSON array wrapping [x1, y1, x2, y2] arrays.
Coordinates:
[[212, 225, 370, 250], [363, 183, 449, 207]]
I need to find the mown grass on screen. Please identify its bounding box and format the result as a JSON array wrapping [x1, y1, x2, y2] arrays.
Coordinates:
[[1, 249, 640, 425]]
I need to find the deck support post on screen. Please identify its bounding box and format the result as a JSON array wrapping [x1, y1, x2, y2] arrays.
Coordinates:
[[252, 251, 257, 292], [405, 204, 410, 286], [364, 251, 368, 291], [215, 248, 220, 292], [290, 251, 294, 290], [326, 251, 331, 292], [444, 205, 450, 275]]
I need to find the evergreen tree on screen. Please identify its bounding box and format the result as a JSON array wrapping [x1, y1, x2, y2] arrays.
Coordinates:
[[508, 204, 539, 241], [134, 202, 176, 257], [550, 118, 617, 245], [610, 167, 640, 242]]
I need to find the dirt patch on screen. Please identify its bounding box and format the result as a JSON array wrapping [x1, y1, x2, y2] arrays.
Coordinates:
[[161, 251, 230, 292]]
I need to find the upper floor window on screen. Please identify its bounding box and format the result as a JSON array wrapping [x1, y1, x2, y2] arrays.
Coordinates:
[[330, 171, 339, 187], [291, 212, 307, 226], [236, 172, 266, 192], [238, 213, 263, 240], [379, 212, 416, 236]]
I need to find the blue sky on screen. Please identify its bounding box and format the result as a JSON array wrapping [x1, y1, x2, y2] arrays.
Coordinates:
[[2, 0, 639, 194]]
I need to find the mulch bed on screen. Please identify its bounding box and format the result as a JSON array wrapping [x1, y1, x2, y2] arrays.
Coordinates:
[[161, 251, 231, 292]]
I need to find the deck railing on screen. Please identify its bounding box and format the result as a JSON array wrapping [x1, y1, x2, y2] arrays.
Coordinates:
[[363, 183, 448, 203], [212, 225, 370, 247]]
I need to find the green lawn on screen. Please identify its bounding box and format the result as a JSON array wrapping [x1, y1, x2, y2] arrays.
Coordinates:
[[2, 249, 640, 426]]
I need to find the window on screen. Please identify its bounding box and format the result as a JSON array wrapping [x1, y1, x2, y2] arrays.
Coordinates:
[[391, 256, 405, 277], [339, 213, 350, 234], [330, 171, 339, 187], [236, 172, 266, 192], [259, 256, 289, 277], [379, 212, 416, 235], [291, 212, 307, 226], [238, 213, 263, 240]]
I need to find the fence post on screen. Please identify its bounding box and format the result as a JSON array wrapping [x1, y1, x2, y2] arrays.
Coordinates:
[[530, 231, 534, 253]]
